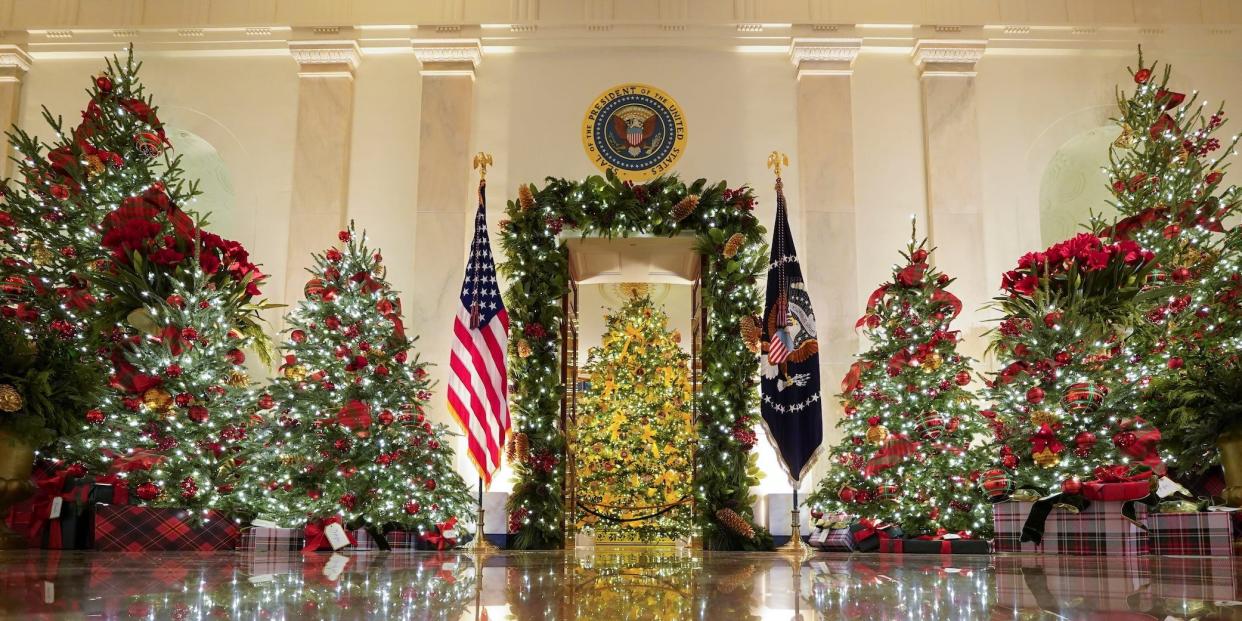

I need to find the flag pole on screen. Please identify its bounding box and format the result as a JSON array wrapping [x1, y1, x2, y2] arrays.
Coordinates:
[[766, 151, 813, 559], [460, 152, 501, 555]]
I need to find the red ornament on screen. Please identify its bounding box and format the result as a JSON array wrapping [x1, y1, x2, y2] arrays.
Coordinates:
[[49, 184, 70, 200], [165, 364, 183, 377], [167, 294, 185, 308], [290, 330, 306, 343], [378, 410, 394, 425], [136, 482, 160, 501], [325, 316, 341, 330], [867, 416, 881, 427], [339, 493, 357, 510], [226, 349, 245, 365], [980, 469, 1010, 499], [404, 501, 421, 515], [1061, 478, 1082, 495], [424, 478, 437, 491], [1054, 351, 1072, 365], [334, 438, 351, 452], [1168, 357, 1184, 370], [1134, 68, 1152, 83], [1001, 454, 1018, 468], [838, 486, 858, 503], [980, 409, 996, 419], [338, 230, 351, 242], [307, 489, 322, 500], [1163, 224, 1181, 239], [95, 74, 113, 92], [188, 405, 209, 423], [911, 248, 929, 262], [1025, 386, 1045, 404], [258, 394, 274, 409], [1113, 431, 1137, 449], [85, 408, 105, 424], [325, 248, 343, 262], [1043, 311, 1063, 328], [954, 371, 971, 386]]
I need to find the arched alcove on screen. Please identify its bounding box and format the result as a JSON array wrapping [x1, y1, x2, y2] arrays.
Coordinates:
[[165, 127, 236, 231], [1038, 125, 1120, 245]]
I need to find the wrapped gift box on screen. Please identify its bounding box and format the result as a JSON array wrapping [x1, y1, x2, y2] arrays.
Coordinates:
[[809, 527, 853, 552], [301, 524, 379, 552], [237, 527, 305, 552], [847, 521, 903, 552], [887, 537, 990, 554], [995, 555, 1150, 612], [1146, 511, 1234, 557], [93, 504, 239, 552], [993, 500, 1149, 555], [1149, 556, 1238, 601]]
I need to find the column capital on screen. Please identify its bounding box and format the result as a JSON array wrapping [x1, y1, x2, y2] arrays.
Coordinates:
[[912, 39, 986, 77], [412, 39, 482, 77], [288, 41, 360, 78], [0, 45, 31, 82], [790, 38, 861, 78]]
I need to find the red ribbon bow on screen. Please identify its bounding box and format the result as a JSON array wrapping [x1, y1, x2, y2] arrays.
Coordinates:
[[303, 516, 355, 552], [26, 470, 71, 547], [421, 517, 459, 551]]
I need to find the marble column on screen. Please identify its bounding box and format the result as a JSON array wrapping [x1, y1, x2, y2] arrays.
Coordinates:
[[0, 46, 31, 176], [411, 41, 481, 429], [913, 40, 989, 357], [283, 41, 360, 310], [791, 39, 860, 456]]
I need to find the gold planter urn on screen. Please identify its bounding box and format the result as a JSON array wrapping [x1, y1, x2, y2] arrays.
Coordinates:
[[0, 429, 35, 549], [1218, 426, 1242, 507]]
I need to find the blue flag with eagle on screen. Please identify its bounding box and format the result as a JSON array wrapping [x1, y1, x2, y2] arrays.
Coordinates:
[[760, 157, 822, 483]]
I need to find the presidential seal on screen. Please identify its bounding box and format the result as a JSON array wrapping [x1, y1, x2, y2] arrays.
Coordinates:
[[582, 84, 687, 182]]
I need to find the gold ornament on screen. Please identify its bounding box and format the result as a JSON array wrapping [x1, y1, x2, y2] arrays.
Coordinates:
[[1113, 123, 1136, 149], [85, 154, 106, 177], [1029, 410, 1059, 428], [0, 384, 22, 412], [722, 233, 745, 259], [142, 387, 173, 414], [516, 339, 532, 359], [1032, 447, 1060, 468], [714, 507, 756, 540], [282, 364, 308, 381], [31, 242, 53, 267], [517, 184, 536, 211], [671, 195, 699, 222], [922, 353, 943, 372], [226, 370, 250, 388], [866, 424, 889, 444], [671, 329, 681, 344]]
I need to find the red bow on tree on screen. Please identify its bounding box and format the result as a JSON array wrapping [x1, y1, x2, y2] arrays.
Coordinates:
[[841, 361, 873, 393], [931, 289, 962, 318], [863, 434, 919, 477], [1030, 424, 1064, 455], [108, 449, 165, 473]]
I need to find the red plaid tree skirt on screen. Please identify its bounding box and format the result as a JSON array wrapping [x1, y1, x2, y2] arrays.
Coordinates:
[[993, 500, 1149, 555], [237, 527, 305, 552], [1146, 511, 1234, 557], [93, 505, 239, 552]]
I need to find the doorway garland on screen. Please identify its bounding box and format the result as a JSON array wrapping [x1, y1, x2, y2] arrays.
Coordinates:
[[498, 172, 774, 550]]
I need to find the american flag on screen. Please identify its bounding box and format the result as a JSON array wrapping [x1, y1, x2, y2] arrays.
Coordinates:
[[768, 319, 792, 365], [447, 179, 510, 485]]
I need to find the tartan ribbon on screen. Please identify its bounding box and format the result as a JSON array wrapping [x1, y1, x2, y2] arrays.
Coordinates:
[[303, 516, 355, 552], [421, 517, 459, 551]]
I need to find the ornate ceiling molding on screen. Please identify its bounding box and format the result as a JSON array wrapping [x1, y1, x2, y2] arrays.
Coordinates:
[[790, 37, 861, 77], [412, 39, 481, 77], [288, 41, 360, 77], [912, 39, 986, 77], [0, 46, 33, 73]]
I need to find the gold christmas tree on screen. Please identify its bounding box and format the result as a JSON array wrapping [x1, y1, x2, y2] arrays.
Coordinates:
[[575, 294, 694, 542]]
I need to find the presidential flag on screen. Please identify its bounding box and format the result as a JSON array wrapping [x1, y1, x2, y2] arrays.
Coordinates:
[[447, 178, 510, 485], [759, 167, 823, 483]]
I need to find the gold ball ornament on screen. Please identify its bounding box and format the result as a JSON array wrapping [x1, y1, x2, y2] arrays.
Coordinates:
[[922, 353, 943, 372], [142, 387, 173, 414], [517, 339, 533, 359], [31, 242, 54, 267], [671, 195, 699, 222], [1032, 447, 1060, 469], [722, 233, 745, 259], [866, 424, 889, 444], [1029, 410, 1059, 428], [0, 384, 22, 412], [282, 364, 308, 381]]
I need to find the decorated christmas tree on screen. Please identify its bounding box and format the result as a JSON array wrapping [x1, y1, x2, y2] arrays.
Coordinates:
[[981, 231, 1158, 495], [806, 234, 989, 535], [238, 223, 472, 537], [573, 292, 694, 542], [0, 49, 178, 447], [58, 269, 264, 513]]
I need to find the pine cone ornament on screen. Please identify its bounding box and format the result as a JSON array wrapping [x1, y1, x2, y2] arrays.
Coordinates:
[[715, 507, 756, 540], [671, 195, 699, 222], [723, 233, 745, 259], [0, 384, 22, 412], [517, 339, 533, 359], [517, 184, 536, 211], [739, 315, 761, 352], [508, 431, 530, 464]]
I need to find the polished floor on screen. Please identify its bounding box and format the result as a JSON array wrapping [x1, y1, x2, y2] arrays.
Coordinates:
[[0, 547, 1239, 620]]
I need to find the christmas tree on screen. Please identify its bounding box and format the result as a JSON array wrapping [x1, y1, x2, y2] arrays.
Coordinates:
[[806, 234, 989, 535], [238, 223, 472, 537], [572, 292, 694, 542], [58, 269, 264, 513]]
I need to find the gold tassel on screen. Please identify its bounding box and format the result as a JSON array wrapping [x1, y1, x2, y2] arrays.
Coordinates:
[[672, 195, 699, 222], [517, 184, 536, 211], [715, 508, 756, 540], [723, 233, 745, 259]]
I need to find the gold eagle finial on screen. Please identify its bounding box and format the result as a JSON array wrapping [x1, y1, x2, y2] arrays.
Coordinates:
[[472, 152, 494, 179], [767, 151, 789, 178]]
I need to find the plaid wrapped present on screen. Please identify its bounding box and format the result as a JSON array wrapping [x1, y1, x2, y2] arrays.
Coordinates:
[[889, 536, 990, 554], [1149, 556, 1238, 601], [847, 520, 903, 552], [809, 514, 853, 551], [383, 530, 422, 550], [241, 551, 303, 578], [238, 527, 305, 551], [994, 555, 1150, 612], [302, 518, 379, 552], [93, 504, 239, 551], [993, 500, 1149, 555], [1146, 511, 1234, 557]]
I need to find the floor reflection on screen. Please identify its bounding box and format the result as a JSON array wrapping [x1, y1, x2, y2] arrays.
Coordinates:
[[1, 547, 1241, 620]]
